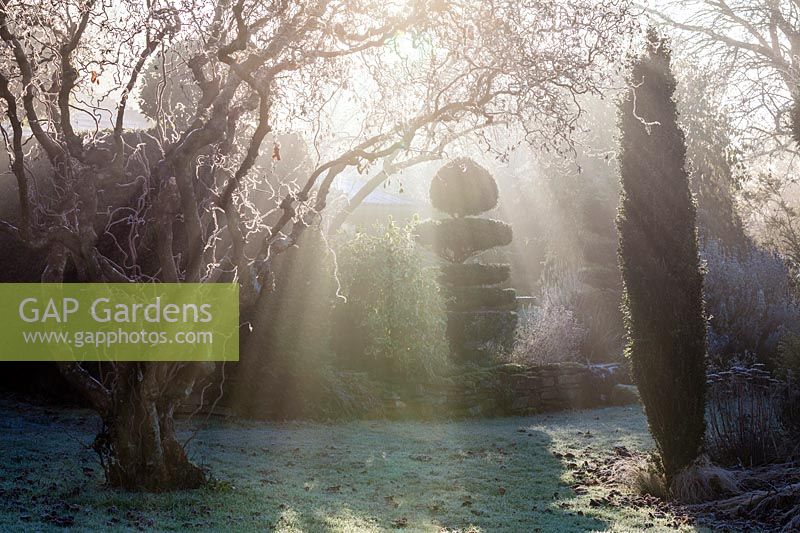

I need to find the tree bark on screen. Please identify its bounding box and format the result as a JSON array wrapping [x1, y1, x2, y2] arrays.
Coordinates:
[[91, 362, 212, 491]]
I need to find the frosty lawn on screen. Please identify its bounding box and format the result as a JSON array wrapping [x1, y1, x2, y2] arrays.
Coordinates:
[[0, 400, 699, 532]]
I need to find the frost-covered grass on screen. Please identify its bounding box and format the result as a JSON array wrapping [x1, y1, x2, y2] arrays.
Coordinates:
[[0, 399, 702, 532]]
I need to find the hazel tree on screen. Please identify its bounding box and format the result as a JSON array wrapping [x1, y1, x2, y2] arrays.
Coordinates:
[[0, 0, 632, 491]]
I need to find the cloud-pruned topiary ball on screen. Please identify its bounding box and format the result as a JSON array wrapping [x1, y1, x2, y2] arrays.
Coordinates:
[[416, 217, 512, 263], [439, 263, 511, 287], [430, 157, 499, 217]]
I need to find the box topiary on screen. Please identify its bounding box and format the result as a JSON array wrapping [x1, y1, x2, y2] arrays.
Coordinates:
[[439, 263, 511, 287], [416, 217, 512, 263], [444, 287, 517, 312], [417, 157, 517, 360], [429, 157, 499, 217]]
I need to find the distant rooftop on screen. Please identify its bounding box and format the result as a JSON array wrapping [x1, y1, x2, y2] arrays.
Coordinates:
[[334, 174, 420, 207], [72, 107, 151, 132]]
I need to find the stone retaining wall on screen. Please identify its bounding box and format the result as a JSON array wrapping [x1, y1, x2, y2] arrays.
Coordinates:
[[183, 362, 635, 419], [381, 362, 630, 419]]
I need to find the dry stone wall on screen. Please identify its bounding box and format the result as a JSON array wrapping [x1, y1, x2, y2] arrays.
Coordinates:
[[381, 362, 632, 419]]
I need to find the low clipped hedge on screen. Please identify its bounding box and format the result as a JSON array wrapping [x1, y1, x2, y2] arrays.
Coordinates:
[[416, 217, 512, 263], [444, 286, 517, 311], [440, 263, 510, 287]]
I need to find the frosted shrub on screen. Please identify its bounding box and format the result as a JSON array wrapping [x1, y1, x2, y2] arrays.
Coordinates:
[[333, 221, 450, 382], [702, 239, 800, 367], [511, 287, 587, 365]]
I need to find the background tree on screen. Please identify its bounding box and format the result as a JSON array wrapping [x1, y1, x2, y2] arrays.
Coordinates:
[[495, 98, 626, 363], [739, 166, 800, 272], [651, 2, 800, 283], [617, 31, 707, 483], [650, 0, 800, 153], [674, 63, 748, 251], [575, 179, 625, 361]]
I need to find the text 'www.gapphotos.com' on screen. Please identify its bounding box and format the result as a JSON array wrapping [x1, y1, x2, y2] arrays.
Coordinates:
[[22, 329, 213, 348]]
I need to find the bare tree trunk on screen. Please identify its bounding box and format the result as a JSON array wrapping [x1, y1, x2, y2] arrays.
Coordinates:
[[90, 362, 212, 491], [97, 402, 203, 491]]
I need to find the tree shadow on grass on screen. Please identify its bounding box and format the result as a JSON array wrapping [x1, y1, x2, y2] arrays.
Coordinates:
[[195, 417, 611, 532], [0, 400, 611, 532]]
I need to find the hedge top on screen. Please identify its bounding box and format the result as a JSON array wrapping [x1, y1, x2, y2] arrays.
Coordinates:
[[430, 157, 499, 217]]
